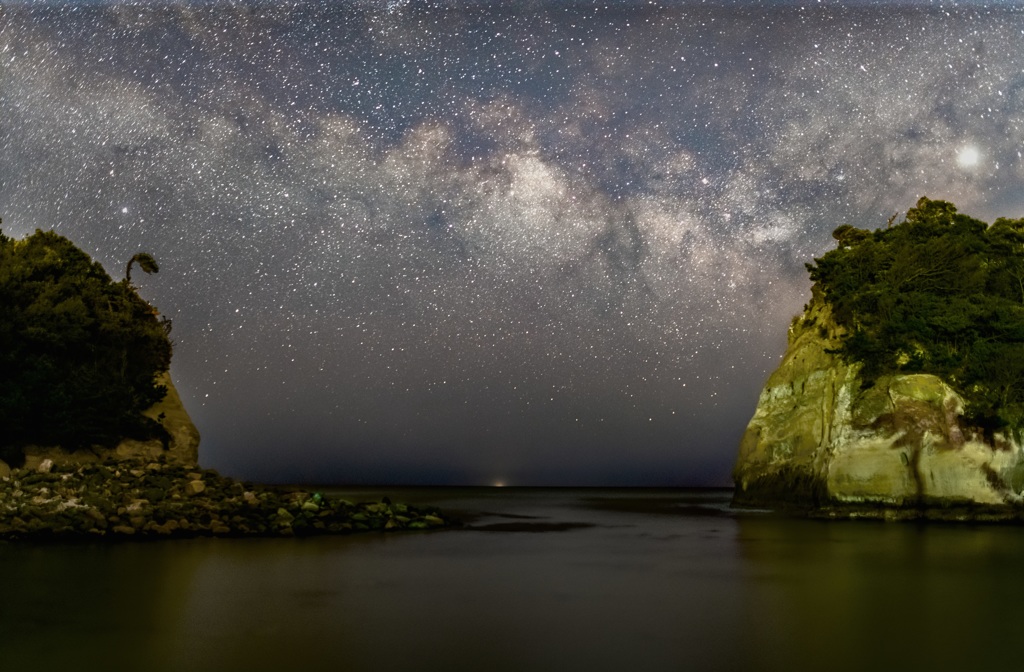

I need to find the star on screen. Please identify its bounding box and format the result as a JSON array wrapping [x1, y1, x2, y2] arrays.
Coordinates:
[[957, 146, 981, 169], [1, 2, 1022, 485]]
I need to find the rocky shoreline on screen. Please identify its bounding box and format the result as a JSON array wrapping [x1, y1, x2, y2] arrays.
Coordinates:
[[0, 458, 455, 541]]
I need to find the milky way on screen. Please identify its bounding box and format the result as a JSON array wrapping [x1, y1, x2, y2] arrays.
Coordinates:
[[2, 1, 1023, 485]]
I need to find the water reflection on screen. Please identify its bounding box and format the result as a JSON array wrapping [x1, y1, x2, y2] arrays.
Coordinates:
[[2, 490, 1024, 671], [734, 516, 1024, 671]]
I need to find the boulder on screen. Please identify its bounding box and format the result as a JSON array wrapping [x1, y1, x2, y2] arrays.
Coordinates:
[[733, 292, 1024, 518]]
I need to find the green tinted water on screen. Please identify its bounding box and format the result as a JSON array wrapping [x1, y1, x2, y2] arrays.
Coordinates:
[[2, 489, 1022, 671]]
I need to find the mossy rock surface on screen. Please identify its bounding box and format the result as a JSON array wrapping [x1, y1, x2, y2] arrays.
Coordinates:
[[735, 200, 1024, 520]]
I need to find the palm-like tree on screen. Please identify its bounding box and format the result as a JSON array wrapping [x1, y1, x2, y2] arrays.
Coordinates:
[[126, 252, 159, 284]]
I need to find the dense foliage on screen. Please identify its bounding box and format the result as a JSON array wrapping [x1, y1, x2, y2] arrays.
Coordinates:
[[808, 197, 1024, 434], [0, 227, 172, 464]]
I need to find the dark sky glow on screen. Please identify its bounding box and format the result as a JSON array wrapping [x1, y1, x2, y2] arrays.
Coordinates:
[[2, 1, 1023, 485]]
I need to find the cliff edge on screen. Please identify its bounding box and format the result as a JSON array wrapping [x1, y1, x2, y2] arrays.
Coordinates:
[[734, 199, 1024, 520], [734, 292, 1024, 518]]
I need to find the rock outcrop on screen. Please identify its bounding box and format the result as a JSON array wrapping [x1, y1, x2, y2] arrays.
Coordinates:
[[0, 374, 457, 540], [10, 371, 200, 473], [733, 291, 1024, 520], [0, 458, 453, 540]]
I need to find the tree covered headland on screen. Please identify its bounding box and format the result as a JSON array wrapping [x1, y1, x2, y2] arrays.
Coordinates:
[[0, 225, 172, 465], [808, 197, 1024, 436]]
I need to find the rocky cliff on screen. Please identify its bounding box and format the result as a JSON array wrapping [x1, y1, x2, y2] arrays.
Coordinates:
[[733, 291, 1024, 520], [1, 372, 199, 477]]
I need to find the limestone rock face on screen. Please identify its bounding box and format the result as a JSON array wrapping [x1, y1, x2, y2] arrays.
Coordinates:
[[19, 371, 200, 471], [733, 293, 1024, 517]]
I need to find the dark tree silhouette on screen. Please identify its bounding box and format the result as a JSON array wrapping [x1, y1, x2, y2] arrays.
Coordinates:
[[807, 197, 1024, 434], [0, 229, 172, 465], [126, 252, 159, 284]]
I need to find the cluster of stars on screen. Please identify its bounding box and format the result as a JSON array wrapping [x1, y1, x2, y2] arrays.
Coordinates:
[[1, 1, 1022, 485]]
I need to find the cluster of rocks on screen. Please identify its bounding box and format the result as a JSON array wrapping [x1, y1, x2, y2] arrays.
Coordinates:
[[0, 458, 453, 540]]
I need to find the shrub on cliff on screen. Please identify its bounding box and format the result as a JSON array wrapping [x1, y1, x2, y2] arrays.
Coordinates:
[[807, 197, 1024, 435], [0, 226, 172, 464]]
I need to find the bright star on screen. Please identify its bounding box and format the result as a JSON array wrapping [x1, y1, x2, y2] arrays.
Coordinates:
[[957, 146, 981, 168]]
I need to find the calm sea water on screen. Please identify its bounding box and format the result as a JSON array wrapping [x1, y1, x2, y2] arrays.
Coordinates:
[[3, 488, 1024, 672]]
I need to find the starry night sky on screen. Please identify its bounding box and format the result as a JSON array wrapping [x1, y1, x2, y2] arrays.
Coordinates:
[[2, 1, 1023, 485]]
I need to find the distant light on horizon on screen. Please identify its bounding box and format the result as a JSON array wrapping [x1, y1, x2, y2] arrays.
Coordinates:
[[3, 3, 1023, 486]]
